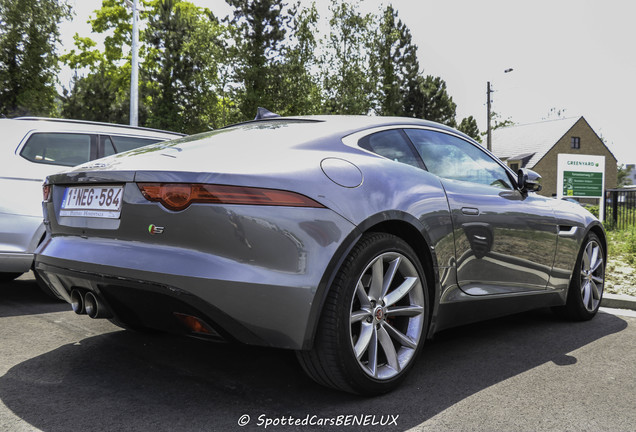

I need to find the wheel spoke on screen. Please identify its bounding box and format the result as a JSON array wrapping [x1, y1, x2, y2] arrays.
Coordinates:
[[355, 281, 371, 308], [583, 244, 592, 270], [591, 281, 601, 301], [367, 326, 378, 376], [386, 304, 424, 317], [350, 309, 371, 324], [589, 246, 599, 272], [590, 255, 603, 273], [591, 275, 604, 284], [377, 325, 400, 372], [384, 277, 418, 307], [582, 281, 592, 309], [368, 258, 384, 301], [384, 321, 417, 349], [381, 257, 401, 299], [354, 322, 374, 359]]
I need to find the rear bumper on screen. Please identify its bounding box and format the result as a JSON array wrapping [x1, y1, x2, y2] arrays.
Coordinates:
[[36, 261, 264, 344], [35, 209, 356, 350]]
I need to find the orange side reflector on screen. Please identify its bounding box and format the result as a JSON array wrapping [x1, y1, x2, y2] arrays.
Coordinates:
[[174, 313, 212, 334]]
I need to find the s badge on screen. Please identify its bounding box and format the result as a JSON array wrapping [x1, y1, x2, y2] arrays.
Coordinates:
[[148, 224, 164, 235]]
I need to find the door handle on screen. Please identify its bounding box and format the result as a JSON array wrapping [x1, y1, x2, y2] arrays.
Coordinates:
[[461, 207, 480, 216]]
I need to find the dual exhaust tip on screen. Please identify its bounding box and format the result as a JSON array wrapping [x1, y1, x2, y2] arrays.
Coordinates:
[[70, 289, 112, 319]]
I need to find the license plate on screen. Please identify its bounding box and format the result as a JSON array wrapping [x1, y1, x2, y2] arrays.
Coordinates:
[[60, 185, 123, 219]]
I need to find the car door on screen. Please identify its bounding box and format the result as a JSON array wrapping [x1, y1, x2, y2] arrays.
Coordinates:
[[403, 128, 558, 295]]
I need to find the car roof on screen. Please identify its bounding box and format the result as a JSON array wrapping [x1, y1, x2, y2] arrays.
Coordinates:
[[52, 114, 497, 181], [227, 115, 464, 137], [213, 115, 477, 152]]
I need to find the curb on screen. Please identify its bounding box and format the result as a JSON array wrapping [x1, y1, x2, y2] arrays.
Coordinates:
[[602, 293, 636, 311]]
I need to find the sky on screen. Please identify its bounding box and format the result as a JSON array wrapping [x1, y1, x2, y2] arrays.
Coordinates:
[[59, 0, 636, 163]]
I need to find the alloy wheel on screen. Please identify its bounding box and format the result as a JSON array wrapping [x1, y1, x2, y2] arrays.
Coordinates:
[[349, 252, 425, 380], [579, 239, 604, 312]]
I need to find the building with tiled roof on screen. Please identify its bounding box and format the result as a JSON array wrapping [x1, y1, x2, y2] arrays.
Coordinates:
[[491, 116, 617, 197]]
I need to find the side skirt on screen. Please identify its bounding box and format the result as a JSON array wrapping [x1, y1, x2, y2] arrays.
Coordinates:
[[431, 290, 567, 335]]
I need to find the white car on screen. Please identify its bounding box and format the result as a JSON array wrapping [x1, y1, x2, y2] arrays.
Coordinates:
[[0, 117, 183, 285]]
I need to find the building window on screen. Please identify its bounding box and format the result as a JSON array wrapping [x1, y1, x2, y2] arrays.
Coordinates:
[[510, 162, 519, 172], [571, 137, 581, 149]]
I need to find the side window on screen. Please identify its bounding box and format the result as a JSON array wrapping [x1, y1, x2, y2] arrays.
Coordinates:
[[404, 129, 513, 190], [359, 129, 422, 169], [101, 136, 117, 157], [20, 133, 93, 167], [109, 136, 161, 153]]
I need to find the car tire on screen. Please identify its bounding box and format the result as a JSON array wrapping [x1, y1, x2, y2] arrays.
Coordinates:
[[0, 272, 23, 283], [297, 232, 429, 395], [555, 232, 605, 321]]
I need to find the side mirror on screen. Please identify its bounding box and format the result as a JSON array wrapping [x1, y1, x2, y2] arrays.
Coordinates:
[[517, 168, 542, 193]]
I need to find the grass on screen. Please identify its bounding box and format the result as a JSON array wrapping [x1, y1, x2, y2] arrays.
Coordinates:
[[605, 227, 636, 296], [606, 227, 636, 264]]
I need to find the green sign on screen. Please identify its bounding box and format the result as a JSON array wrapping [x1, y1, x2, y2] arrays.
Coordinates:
[[562, 171, 603, 197]]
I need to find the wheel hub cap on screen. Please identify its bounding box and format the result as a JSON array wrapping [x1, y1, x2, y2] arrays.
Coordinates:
[[374, 307, 385, 322]]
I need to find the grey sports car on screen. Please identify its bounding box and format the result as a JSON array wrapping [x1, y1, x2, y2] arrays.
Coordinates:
[[35, 115, 606, 395]]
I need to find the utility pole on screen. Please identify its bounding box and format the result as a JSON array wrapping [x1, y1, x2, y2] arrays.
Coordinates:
[[486, 81, 492, 151], [486, 69, 513, 152], [129, 0, 139, 127]]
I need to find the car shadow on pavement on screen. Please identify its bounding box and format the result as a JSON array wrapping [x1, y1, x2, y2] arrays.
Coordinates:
[[0, 309, 628, 431], [0, 276, 67, 318]]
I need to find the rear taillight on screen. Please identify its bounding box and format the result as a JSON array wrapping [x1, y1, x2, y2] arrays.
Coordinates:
[[137, 183, 325, 211], [42, 183, 51, 202]]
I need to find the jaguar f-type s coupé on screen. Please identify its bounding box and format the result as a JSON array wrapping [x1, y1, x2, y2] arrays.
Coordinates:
[[35, 115, 606, 394]]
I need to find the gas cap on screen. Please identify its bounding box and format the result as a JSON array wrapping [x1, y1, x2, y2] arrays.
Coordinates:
[[320, 158, 363, 188]]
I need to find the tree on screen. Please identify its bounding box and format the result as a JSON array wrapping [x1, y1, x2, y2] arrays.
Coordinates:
[[322, 0, 374, 115], [618, 164, 633, 187], [226, 0, 288, 119], [62, 0, 226, 132], [62, 67, 131, 123], [0, 0, 71, 116], [543, 107, 567, 120], [458, 116, 481, 142], [61, 0, 136, 124], [274, 2, 323, 115], [405, 74, 457, 126], [370, 5, 420, 117], [143, 0, 226, 133], [490, 111, 515, 130]]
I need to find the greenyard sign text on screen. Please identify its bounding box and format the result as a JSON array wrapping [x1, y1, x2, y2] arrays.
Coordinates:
[[557, 154, 605, 199]]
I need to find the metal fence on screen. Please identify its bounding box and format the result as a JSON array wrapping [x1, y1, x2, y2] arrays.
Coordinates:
[[604, 188, 636, 230]]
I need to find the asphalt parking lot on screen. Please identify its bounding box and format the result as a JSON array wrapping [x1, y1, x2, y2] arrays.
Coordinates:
[[1, 273, 635, 432]]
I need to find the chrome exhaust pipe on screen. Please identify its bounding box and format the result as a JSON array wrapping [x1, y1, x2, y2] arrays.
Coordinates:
[[70, 289, 86, 315], [84, 291, 113, 319]]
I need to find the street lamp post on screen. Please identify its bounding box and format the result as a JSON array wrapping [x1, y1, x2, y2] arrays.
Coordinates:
[[486, 68, 514, 152], [129, 0, 139, 127], [487, 81, 492, 151]]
